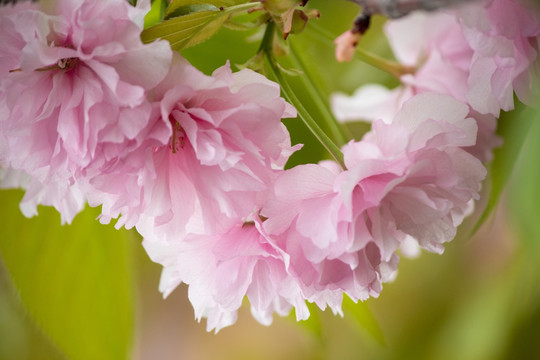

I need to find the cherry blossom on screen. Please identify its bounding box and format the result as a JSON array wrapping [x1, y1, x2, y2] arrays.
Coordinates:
[[263, 93, 486, 312], [85, 54, 297, 236], [331, 9, 504, 162], [143, 220, 308, 332], [95, 55, 300, 331], [459, 0, 540, 115], [0, 0, 172, 223]]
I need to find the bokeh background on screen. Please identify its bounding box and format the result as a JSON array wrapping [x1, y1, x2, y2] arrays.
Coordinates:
[[1, 0, 540, 359]]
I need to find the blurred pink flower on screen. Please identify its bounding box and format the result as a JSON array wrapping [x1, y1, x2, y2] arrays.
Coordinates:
[[459, 0, 540, 115], [332, 11, 473, 124], [0, 0, 172, 223], [334, 0, 540, 120], [331, 9, 503, 162], [263, 94, 486, 313], [333, 0, 540, 120]]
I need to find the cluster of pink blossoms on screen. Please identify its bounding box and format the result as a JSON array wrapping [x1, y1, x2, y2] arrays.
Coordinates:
[[0, 0, 171, 222], [333, 0, 540, 161], [1, 0, 539, 331]]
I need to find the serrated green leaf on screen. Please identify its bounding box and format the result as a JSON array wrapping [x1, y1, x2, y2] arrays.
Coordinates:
[[342, 295, 386, 346], [0, 190, 135, 360], [142, 10, 225, 51], [165, 0, 249, 18], [142, 2, 257, 51]]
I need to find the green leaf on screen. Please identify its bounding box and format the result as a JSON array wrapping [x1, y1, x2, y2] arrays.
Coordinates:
[[473, 102, 536, 233], [508, 106, 540, 251], [142, 2, 257, 51], [165, 4, 220, 19], [142, 10, 226, 51], [431, 272, 519, 360], [0, 190, 135, 360], [165, 0, 249, 18], [222, 19, 261, 31], [0, 259, 66, 360], [144, 0, 168, 28], [342, 295, 386, 346]]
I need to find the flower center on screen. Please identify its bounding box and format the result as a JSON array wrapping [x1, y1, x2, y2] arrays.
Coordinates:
[[57, 57, 79, 70], [33, 57, 80, 73], [9, 54, 80, 74], [169, 117, 186, 154]]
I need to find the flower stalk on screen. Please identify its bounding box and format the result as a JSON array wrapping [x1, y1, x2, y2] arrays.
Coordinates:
[[261, 22, 346, 168], [289, 42, 349, 146], [310, 23, 413, 79]]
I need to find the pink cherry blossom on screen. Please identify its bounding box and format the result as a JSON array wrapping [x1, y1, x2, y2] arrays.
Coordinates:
[[263, 93, 486, 313], [331, 9, 502, 162], [84, 55, 300, 331], [332, 11, 474, 123], [85, 54, 297, 238], [0, 0, 172, 223], [459, 0, 540, 115], [143, 220, 308, 332], [262, 161, 399, 310], [86, 54, 298, 330], [333, 0, 540, 121], [347, 93, 486, 254]]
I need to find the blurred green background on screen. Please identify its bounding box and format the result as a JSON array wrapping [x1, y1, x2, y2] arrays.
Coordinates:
[[1, 0, 540, 359]]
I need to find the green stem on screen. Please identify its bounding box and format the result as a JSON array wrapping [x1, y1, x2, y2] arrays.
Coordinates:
[[354, 47, 412, 79], [269, 56, 346, 168], [258, 18, 275, 53], [289, 42, 349, 146], [309, 23, 413, 79], [261, 23, 345, 168], [224, 2, 262, 16]]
